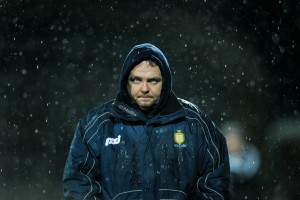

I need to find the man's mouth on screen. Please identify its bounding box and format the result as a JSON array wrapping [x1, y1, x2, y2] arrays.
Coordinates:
[[138, 96, 152, 98]]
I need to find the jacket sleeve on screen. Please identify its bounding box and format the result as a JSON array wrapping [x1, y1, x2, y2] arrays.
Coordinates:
[[63, 120, 102, 200], [192, 119, 231, 200]]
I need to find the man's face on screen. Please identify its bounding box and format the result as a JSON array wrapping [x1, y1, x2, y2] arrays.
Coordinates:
[[127, 60, 162, 112]]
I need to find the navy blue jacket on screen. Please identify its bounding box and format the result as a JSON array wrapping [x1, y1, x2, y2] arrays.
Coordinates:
[[63, 43, 230, 199]]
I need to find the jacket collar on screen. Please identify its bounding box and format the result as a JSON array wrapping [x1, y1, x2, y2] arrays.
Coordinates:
[[111, 91, 184, 124]]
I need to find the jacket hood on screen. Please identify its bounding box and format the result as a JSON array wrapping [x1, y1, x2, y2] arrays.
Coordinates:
[[117, 43, 172, 117]]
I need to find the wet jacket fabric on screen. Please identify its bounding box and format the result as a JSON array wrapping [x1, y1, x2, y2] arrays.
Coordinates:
[[63, 43, 230, 199]]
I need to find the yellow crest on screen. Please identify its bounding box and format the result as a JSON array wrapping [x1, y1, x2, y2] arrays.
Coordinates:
[[174, 130, 185, 145]]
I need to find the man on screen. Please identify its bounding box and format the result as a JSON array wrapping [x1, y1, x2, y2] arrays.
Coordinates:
[[63, 43, 230, 199]]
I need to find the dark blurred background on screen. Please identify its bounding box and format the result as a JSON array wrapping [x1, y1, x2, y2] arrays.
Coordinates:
[[0, 0, 299, 199]]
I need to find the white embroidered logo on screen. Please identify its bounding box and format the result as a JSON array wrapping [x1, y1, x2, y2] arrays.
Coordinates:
[[105, 135, 121, 146]]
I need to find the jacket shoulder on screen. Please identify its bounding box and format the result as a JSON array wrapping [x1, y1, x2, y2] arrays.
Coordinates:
[[177, 98, 207, 118], [80, 100, 114, 130], [178, 98, 221, 137]]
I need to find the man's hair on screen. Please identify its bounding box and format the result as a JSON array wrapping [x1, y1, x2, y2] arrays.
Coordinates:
[[144, 59, 157, 67]]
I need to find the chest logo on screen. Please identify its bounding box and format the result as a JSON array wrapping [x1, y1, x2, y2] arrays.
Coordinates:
[[105, 135, 121, 146], [174, 130, 185, 145]]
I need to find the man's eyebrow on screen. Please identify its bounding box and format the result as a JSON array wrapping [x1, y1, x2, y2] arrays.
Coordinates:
[[128, 76, 142, 80], [129, 75, 140, 78], [147, 77, 162, 81], [129, 76, 161, 80]]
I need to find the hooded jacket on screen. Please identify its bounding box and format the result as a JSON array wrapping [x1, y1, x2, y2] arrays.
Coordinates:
[[63, 43, 230, 199]]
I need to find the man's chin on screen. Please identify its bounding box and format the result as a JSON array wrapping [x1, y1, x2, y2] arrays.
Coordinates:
[[138, 103, 154, 112]]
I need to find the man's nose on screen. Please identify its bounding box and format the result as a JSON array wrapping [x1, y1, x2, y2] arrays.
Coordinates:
[[141, 82, 149, 92]]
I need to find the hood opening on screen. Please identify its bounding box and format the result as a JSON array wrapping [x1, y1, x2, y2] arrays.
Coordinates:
[[117, 43, 172, 117]]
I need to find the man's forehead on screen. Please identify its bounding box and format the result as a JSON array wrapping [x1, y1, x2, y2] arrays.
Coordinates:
[[130, 61, 161, 75]]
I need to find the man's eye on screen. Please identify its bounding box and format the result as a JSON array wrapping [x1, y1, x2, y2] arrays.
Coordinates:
[[149, 79, 161, 84], [130, 78, 141, 83], [150, 80, 158, 84]]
